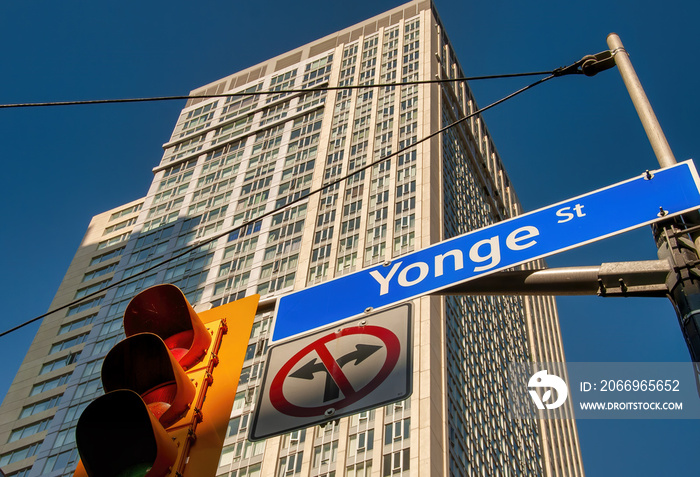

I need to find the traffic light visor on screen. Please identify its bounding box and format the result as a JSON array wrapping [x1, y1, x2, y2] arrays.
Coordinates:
[[124, 284, 212, 370]]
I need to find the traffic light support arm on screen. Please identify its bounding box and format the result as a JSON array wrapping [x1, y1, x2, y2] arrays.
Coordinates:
[[433, 260, 671, 298]]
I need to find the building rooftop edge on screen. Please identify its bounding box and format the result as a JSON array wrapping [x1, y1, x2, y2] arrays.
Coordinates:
[[187, 0, 431, 99]]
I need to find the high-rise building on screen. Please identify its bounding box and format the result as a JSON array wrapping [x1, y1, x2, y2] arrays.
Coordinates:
[[0, 1, 584, 476]]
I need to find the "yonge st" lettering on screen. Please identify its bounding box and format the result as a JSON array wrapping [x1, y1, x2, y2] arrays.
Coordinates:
[[368, 202, 589, 296]]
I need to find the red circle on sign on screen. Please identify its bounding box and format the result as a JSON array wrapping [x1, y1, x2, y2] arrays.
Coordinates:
[[269, 325, 400, 417]]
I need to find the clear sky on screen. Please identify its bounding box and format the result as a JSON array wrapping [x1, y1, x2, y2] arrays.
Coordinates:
[[1, 0, 699, 475]]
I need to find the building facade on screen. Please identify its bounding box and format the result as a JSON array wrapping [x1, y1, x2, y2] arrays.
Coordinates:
[[0, 2, 583, 476]]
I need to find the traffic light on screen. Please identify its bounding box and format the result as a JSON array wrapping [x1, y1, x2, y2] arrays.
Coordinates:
[[74, 284, 259, 477]]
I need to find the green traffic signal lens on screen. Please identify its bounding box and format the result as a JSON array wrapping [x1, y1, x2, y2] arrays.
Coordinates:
[[114, 463, 152, 477]]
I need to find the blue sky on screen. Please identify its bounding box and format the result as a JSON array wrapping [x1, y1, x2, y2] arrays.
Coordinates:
[[1, 0, 699, 475]]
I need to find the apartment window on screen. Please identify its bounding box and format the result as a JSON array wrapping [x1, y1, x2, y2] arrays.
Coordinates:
[[165, 134, 205, 161], [0, 442, 42, 466], [133, 224, 175, 249], [314, 226, 334, 244], [58, 314, 97, 335], [395, 197, 416, 214], [7, 418, 52, 443], [394, 214, 415, 232], [371, 207, 388, 223], [382, 449, 410, 476], [250, 319, 271, 340], [98, 317, 123, 337], [278, 452, 303, 476], [213, 272, 250, 297], [317, 210, 336, 226], [347, 461, 372, 477], [92, 336, 119, 357], [97, 232, 130, 250], [312, 441, 338, 468], [66, 296, 104, 316], [312, 245, 331, 262], [394, 232, 415, 252], [366, 243, 386, 262], [350, 409, 374, 427], [231, 391, 246, 413], [30, 373, 72, 396], [348, 429, 374, 456], [74, 279, 112, 299], [218, 253, 255, 278], [109, 203, 142, 221], [228, 220, 262, 240], [270, 69, 297, 87], [103, 217, 136, 235], [19, 395, 63, 419], [42, 448, 78, 474], [281, 429, 305, 449], [74, 377, 102, 400], [64, 401, 90, 423], [52, 427, 77, 449], [224, 463, 261, 477], [220, 87, 259, 124], [341, 218, 361, 235], [81, 358, 103, 379], [308, 262, 329, 283], [179, 101, 217, 135], [218, 439, 264, 469], [366, 224, 387, 242], [226, 415, 242, 438], [89, 247, 125, 266], [343, 199, 363, 217], [339, 234, 359, 252], [336, 252, 357, 273], [49, 333, 89, 355], [114, 274, 157, 299], [384, 418, 410, 444], [40, 352, 80, 374], [164, 253, 214, 282]]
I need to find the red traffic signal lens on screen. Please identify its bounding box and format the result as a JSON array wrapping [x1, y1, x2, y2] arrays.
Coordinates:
[[124, 284, 212, 370]]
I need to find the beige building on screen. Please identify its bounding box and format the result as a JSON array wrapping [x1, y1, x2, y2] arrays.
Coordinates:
[[0, 2, 583, 476]]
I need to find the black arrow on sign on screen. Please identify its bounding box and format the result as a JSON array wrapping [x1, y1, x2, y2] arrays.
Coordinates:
[[336, 344, 382, 367], [290, 344, 382, 402]]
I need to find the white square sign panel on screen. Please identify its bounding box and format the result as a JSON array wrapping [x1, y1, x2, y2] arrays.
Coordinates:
[[250, 303, 412, 440]]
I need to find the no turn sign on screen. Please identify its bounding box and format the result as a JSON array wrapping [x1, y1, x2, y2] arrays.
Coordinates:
[[249, 303, 412, 440]]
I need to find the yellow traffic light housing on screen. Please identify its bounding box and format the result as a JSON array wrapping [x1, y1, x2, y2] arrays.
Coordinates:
[[74, 284, 259, 477]]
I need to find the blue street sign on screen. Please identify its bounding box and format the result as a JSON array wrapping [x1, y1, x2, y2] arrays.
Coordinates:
[[271, 160, 700, 343]]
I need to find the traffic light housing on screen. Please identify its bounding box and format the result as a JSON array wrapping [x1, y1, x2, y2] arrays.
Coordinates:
[[74, 284, 259, 477]]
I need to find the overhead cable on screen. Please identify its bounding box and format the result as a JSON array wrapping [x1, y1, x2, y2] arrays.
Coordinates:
[[0, 68, 563, 338], [0, 71, 561, 109]]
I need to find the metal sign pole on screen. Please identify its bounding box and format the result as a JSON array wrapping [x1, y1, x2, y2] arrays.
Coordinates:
[[608, 33, 700, 390], [607, 33, 677, 168]]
